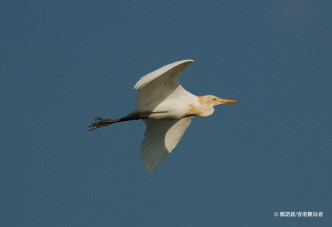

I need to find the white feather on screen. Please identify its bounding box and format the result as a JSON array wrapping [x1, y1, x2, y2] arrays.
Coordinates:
[[134, 60, 193, 108], [134, 59, 193, 89], [141, 117, 193, 173]]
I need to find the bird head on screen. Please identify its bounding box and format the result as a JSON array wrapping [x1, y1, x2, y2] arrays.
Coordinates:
[[205, 95, 238, 107]]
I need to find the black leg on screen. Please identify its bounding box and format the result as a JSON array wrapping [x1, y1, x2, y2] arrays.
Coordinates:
[[88, 117, 119, 131]]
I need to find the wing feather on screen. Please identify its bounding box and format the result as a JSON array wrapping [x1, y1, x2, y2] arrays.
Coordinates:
[[141, 117, 193, 173], [134, 60, 193, 108]]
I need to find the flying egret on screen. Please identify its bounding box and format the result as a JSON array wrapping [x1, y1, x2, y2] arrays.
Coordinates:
[[89, 60, 238, 173]]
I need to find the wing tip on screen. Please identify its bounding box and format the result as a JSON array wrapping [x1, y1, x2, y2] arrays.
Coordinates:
[[133, 59, 194, 90]]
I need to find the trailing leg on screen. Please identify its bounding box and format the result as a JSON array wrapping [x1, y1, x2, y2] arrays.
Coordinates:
[[88, 114, 141, 131], [88, 110, 166, 131]]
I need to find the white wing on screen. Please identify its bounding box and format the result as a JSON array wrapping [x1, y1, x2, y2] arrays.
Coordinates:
[[134, 59, 193, 108], [141, 117, 193, 173]]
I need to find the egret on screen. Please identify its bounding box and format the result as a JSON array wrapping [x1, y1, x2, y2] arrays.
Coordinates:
[[89, 60, 237, 173]]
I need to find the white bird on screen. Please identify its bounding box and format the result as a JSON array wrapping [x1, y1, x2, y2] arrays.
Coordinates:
[[89, 60, 237, 173]]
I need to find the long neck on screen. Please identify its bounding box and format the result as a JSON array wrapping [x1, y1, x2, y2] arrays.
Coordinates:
[[196, 96, 215, 117]]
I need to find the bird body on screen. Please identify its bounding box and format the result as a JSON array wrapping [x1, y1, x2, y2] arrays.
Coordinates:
[[89, 59, 237, 173], [136, 91, 198, 119]]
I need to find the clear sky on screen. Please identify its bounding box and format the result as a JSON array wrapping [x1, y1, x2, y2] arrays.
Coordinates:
[[1, 0, 331, 226]]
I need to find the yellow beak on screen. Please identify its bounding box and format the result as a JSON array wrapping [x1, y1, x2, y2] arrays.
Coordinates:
[[214, 98, 238, 105]]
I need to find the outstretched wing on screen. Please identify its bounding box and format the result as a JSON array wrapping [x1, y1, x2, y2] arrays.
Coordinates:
[[141, 117, 193, 173], [134, 59, 193, 108]]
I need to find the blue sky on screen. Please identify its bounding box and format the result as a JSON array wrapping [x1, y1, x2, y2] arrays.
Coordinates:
[[1, 0, 331, 226]]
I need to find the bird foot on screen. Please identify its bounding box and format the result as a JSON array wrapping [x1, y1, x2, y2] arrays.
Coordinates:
[[88, 117, 115, 131]]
